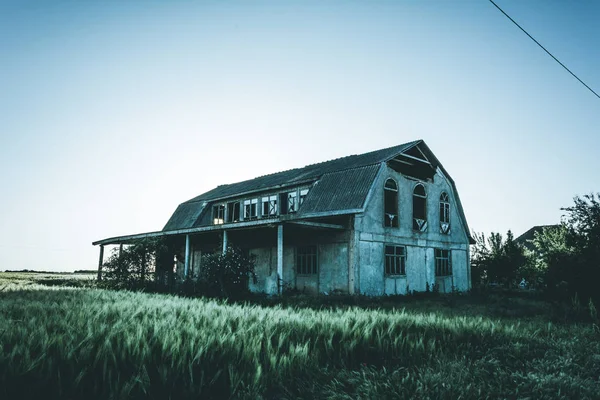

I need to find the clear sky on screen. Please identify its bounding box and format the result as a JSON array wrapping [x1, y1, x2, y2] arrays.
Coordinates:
[[1, 0, 598, 272]]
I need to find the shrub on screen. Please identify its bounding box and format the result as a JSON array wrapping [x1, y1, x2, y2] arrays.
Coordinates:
[[197, 247, 257, 298]]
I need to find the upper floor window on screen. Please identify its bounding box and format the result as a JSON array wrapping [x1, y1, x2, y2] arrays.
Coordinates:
[[287, 191, 298, 213], [226, 202, 240, 223], [212, 204, 224, 225], [384, 179, 399, 227], [435, 249, 452, 276], [440, 192, 450, 234], [299, 189, 309, 206], [413, 184, 427, 231], [261, 195, 278, 218], [243, 198, 258, 220], [385, 245, 406, 275], [297, 245, 318, 275]]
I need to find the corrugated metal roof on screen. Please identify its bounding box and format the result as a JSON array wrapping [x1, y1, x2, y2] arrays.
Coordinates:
[[162, 202, 207, 231], [186, 140, 420, 203], [298, 164, 381, 215], [162, 140, 421, 231]]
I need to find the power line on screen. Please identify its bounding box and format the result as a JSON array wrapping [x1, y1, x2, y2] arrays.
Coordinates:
[[489, 0, 600, 100]]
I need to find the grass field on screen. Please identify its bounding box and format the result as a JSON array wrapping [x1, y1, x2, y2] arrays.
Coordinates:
[[1, 272, 599, 399]]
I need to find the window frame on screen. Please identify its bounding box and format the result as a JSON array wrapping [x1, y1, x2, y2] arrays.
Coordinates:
[[212, 204, 225, 225], [243, 198, 258, 220], [287, 191, 298, 213], [439, 192, 450, 234], [296, 245, 318, 275], [226, 201, 240, 223], [412, 183, 428, 232], [384, 245, 406, 276], [434, 249, 452, 276], [384, 178, 399, 228], [261, 195, 278, 218]]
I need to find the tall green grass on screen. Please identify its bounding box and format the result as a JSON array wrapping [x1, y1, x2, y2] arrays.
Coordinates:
[[0, 273, 598, 399]]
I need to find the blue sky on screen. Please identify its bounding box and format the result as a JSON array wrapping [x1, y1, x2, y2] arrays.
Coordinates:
[[1, 0, 598, 271]]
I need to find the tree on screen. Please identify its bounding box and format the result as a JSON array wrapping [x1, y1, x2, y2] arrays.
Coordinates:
[[528, 193, 600, 302], [471, 230, 526, 288], [102, 237, 170, 290]]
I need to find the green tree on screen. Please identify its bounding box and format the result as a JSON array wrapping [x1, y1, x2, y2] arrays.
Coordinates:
[[102, 237, 170, 290], [471, 230, 526, 288]]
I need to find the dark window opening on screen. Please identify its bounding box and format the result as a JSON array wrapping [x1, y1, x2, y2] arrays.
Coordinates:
[[226, 202, 240, 223], [212, 204, 224, 225], [296, 245, 317, 275], [385, 245, 406, 275], [435, 249, 452, 276], [279, 193, 289, 214], [413, 184, 427, 231], [384, 179, 399, 227]]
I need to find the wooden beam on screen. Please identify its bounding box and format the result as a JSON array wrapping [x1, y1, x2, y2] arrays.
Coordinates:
[[415, 146, 431, 163], [288, 221, 345, 230], [184, 234, 190, 279], [399, 153, 431, 165], [389, 157, 414, 166], [222, 230, 228, 254], [97, 245, 104, 281], [277, 224, 283, 295]]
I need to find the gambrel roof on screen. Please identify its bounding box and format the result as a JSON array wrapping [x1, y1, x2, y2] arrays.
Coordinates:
[[163, 140, 420, 231], [93, 139, 474, 246], [163, 140, 422, 231]]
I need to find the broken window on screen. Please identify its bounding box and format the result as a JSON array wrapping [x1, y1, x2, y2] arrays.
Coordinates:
[[279, 193, 289, 214], [261, 195, 278, 218], [385, 245, 406, 275], [384, 179, 399, 227], [212, 204, 224, 225], [412, 184, 427, 231], [226, 202, 240, 223], [299, 189, 309, 206], [243, 198, 258, 220], [296, 245, 317, 275], [287, 191, 298, 213], [435, 249, 451, 276], [439, 192, 450, 234]]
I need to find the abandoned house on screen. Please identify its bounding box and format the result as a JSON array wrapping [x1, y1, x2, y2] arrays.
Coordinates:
[[93, 139, 475, 295]]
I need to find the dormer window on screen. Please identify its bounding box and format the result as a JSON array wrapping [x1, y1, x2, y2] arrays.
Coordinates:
[[226, 202, 240, 223], [287, 191, 298, 213], [413, 184, 427, 231], [299, 189, 309, 206], [384, 179, 399, 227], [261, 195, 278, 218], [243, 198, 258, 220], [212, 204, 224, 225], [440, 192, 450, 234]]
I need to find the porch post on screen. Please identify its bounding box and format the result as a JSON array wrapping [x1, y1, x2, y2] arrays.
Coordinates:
[[222, 230, 228, 254], [277, 224, 283, 295], [184, 234, 190, 279], [348, 227, 358, 295], [119, 243, 123, 257], [97, 245, 104, 281]]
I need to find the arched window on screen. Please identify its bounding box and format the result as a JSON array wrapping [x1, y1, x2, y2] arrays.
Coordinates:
[[413, 184, 427, 231], [440, 192, 450, 234], [384, 179, 398, 227]]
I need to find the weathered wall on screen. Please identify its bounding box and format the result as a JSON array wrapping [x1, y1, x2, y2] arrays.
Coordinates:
[[249, 241, 349, 295], [355, 163, 471, 295]]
